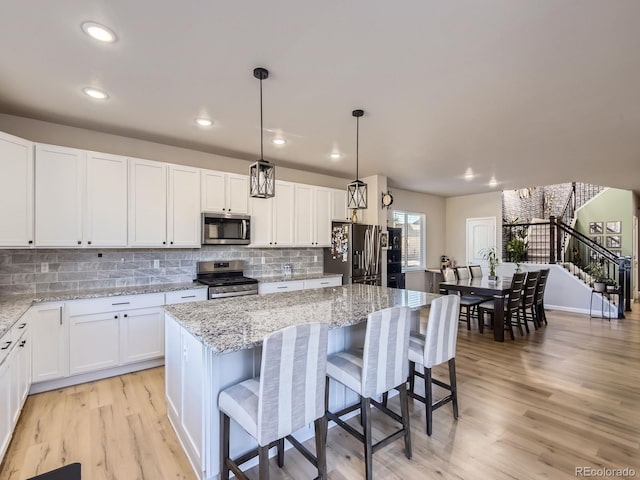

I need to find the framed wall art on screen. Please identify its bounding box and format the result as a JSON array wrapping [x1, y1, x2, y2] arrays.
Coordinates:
[[590, 236, 602, 246], [589, 222, 603, 234], [606, 221, 621, 234], [606, 235, 621, 249]]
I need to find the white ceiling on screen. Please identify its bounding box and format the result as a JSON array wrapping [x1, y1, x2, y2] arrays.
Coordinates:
[[1, 0, 639, 197]]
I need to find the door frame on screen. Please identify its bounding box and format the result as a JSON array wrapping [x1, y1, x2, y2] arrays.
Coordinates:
[[633, 215, 638, 301], [466, 216, 497, 266]]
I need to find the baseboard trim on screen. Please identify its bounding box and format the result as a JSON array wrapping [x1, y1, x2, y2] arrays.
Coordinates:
[[29, 358, 164, 394], [546, 304, 617, 317]]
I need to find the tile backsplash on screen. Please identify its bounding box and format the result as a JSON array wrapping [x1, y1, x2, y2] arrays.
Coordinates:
[[0, 246, 323, 295]]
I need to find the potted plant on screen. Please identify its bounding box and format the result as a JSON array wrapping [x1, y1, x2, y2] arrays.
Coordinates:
[[605, 278, 617, 293], [585, 262, 606, 292], [481, 247, 499, 281], [505, 218, 528, 272]]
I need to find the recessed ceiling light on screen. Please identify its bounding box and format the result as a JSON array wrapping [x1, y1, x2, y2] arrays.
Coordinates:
[[464, 168, 474, 181], [272, 138, 286, 145], [489, 176, 498, 187], [81, 22, 117, 43], [82, 87, 109, 100], [195, 118, 213, 127], [330, 152, 342, 160]]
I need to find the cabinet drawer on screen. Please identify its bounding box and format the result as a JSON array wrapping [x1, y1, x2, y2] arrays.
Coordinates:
[[11, 316, 29, 342], [66, 293, 165, 316], [0, 332, 10, 366], [303, 277, 342, 289], [165, 288, 207, 305], [258, 280, 305, 295]]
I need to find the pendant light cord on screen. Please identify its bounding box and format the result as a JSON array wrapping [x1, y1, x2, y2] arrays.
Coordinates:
[[356, 115, 359, 180], [260, 77, 264, 160]]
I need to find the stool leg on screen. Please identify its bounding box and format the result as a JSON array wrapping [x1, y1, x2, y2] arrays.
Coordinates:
[[361, 397, 373, 480], [398, 383, 412, 459], [408, 361, 416, 395], [466, 306, 471, 330], [314, 416, 328, 480], [277, 438, 284, 468], [449, 358, 459, 419], [221, 412, 231, 480], [324, 376, 330, 413], [259, 445, 270, 480], [382, 392, 388, 407], [425, 367, 433, 436]]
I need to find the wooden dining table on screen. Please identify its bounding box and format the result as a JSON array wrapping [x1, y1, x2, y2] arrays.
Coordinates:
[[439, 276, 514, 342]]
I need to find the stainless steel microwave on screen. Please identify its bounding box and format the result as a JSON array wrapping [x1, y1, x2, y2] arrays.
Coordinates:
[[201, 212, 250, 245]]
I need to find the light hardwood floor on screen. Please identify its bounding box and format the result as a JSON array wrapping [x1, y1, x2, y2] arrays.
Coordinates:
[[2, 306, 639, 480]]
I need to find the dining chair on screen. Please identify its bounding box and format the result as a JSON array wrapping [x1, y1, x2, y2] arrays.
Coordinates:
[[453, 266, 484, 331], [477, 272, 527, 340], [408, 294, 461, 435], [219, 323, 329, 480], [521, 271, 540, 332], [534, 269, 550, 325], [469, 265, 483, 278]]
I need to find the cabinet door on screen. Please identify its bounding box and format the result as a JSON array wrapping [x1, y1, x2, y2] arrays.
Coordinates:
[[294, 184, 314, 247], [200, 169, 226, 213], [17, 331, 31, 408], [35, 144, 85, 247], [273, 181, 295, 247], [120, 307, 164, 364], [69, 311, 120, 375], [315, 187, 332, 247], [164, 314, 182, 420], [168, 164, 201, 247], [0, 132, 33, 247], [226, 174, 249, 214], [249, 196, 273, 247], [86, 152, 128, 247], [181, 330, 204, 466], [128, 158, 167, 247], [31, 303, 68, 383], [0, 355, 11, 459], [331, 189, 348, 221]]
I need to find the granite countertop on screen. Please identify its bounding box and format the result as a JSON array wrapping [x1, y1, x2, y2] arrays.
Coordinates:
[[164, 284, 440, 355], [253, 272, 343, 283], [0, 282, 206, 338]]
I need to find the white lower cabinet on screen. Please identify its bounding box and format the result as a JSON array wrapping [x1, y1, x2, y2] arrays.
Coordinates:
[[258, 276, 343, 295], [120, 307, 164, 364], [31, 302, 68, 383], [0, 350, 12, 461], [69, 311, 120, 375]]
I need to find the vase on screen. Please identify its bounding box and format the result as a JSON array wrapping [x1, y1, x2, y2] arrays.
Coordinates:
[[594, 282, 606, 293]]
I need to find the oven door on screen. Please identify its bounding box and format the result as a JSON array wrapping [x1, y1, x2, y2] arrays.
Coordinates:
[[202, 213, 250, 245]]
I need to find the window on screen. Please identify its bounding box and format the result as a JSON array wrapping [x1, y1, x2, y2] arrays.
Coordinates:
[[392, 210, 426, 271]]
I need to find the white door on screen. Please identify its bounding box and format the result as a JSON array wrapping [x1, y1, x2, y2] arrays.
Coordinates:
[[35, 144, 85, 247], [128, 158, 167, 247], [31, 303, 68, 383], [294, 184, 314, 246], [466, 217, 497, 267], [249, 196, 273, 247], [69, 311, 120, 375], [0, 132, 33, 247], [86, 152, 128, 247], [165, 315, 182, 420], [120, 307, 164, 364], [273, 181, 295, 247], [315, 187, 332, 247], [168, 164, 200, 247], [226, 174, 249, 214], [331, 189, 348, 222], [181, 329, 204, 467], [200, 169, 226, 213]]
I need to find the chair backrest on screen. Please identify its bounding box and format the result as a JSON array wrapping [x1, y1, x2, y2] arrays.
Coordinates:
[[522, 271, 539, 309], [506, 272, 527, 312], [469, 265, 483, 278], [361, 306, 411, 397], [455, 266, 470, 280], [442, 268, 456, 282], [258, 322, 329, 445], [423, 295, 461, 368], [535, 268, 550, 306]]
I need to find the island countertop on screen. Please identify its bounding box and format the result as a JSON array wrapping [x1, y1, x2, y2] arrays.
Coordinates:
[[163, 284, 439, 355]]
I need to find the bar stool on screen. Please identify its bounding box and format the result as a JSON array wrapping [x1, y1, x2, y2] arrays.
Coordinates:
[[219, 323, 329, 480], [325, 306, 412, 480], [408, 295, 461, 435]]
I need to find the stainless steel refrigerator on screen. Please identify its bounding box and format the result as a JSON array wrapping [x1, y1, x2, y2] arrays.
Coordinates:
[[324, 221, 382, 285]]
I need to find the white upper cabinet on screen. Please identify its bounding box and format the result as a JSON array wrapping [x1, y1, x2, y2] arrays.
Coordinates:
[[331, 189, 348, 222], [315, 187, 332, 246], [294, 185, 332, 247], [168, 164, 200, 247], [201, 169, 249, 214], [85, 152, 128, 247], [35, 144, 85, 247], [128, 158, 167, 247], [0, 132, 33, 247], [250, 180, 294, 247]]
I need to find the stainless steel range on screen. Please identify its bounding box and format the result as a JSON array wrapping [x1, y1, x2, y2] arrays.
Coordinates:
[[196, 260, 258, 299]]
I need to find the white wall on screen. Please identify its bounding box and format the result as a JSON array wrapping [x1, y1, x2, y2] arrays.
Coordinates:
[[445, 192, 503, 266]]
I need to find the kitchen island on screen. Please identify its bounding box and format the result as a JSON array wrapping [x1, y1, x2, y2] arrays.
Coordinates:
[[163, 284, 438, 480]]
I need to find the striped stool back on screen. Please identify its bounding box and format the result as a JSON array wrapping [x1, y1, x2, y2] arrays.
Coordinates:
[[361, 306, 411, 398], [423, 295, 461, 368], [258, 322, 329, 446]]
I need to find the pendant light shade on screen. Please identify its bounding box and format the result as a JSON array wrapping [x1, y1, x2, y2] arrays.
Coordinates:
[[347, 109, 368, 210], [250, 67, 275, 199]]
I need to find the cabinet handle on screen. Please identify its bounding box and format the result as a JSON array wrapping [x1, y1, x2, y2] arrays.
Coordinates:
[[88, 241, 92, 245], [114, 315, 118, 319], [277, 286, 288, 289], [123, 314, 128, 318], [18, 323, 27, 329], [170, 241, 174, 245], [181, 295, 196, 299], [19, 340, 26, 348], [1, 341, 11, 350], [320, 282, 329, 285], [59, 306, 63, 325], [222, 208, 226, 211], [111, 302, 130, 306], [77, 240, 82, 245], [163, 241, 166, 245], [269, 242, 273, 245], [28, 240, 33, 244]]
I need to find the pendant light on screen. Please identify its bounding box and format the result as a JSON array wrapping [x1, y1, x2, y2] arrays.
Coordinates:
[[347, 109, 368, 212], [250, 67, 275, 198]]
